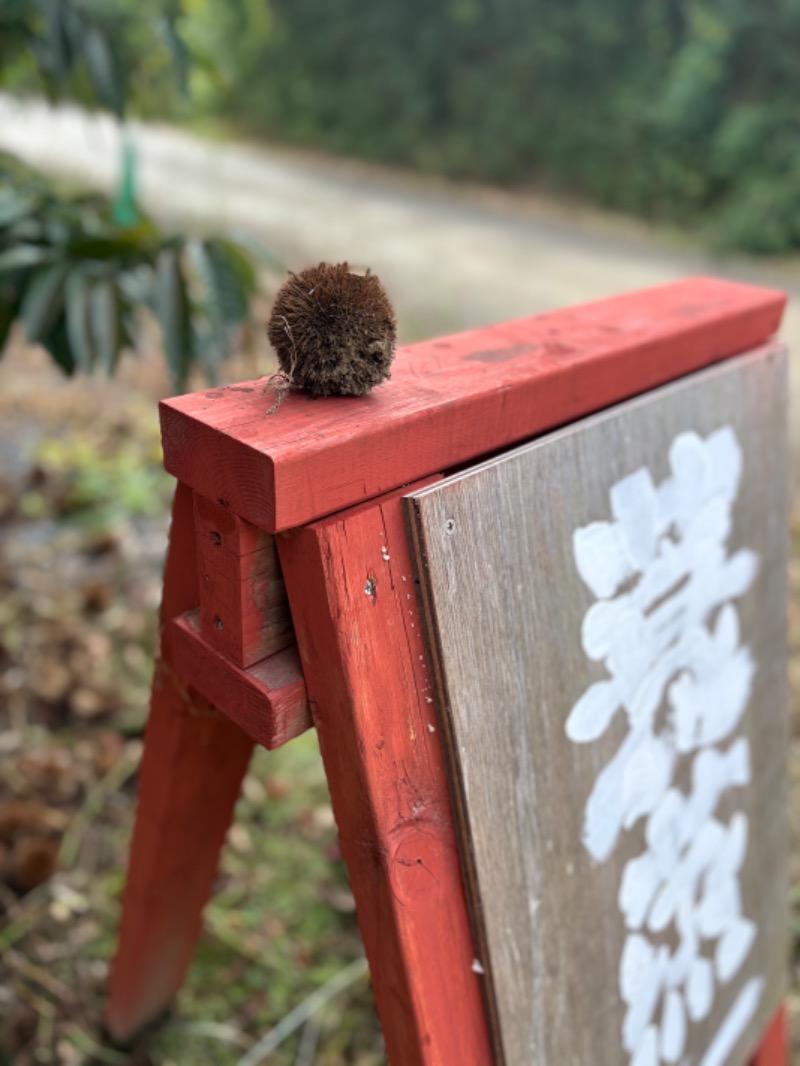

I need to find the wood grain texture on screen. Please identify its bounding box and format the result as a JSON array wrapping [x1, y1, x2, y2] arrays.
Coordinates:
[[106, 484, 255, 1041], [408, 346, 789, 1066], [193, 493, 294, 667], [194, 491, 275, 556], [278, 484, 494, 1066], [750, 1007, 789, 1065], [160, 277, 785, 532], [169, 610, 311, 749]]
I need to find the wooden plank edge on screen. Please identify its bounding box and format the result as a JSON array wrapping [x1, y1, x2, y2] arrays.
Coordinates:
[[402, 489, 504, 1058], [168, 611, 311, 750]]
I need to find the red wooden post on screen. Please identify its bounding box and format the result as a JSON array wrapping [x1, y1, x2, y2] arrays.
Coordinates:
[[193, 492, 294, 666], [278, 486, 495, 1066], [750, 1007, 790, 1065], [106, 484, 256, 1041]]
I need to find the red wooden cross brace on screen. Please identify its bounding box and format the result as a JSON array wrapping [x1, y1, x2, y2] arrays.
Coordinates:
[[106, 277, 790, 1065]]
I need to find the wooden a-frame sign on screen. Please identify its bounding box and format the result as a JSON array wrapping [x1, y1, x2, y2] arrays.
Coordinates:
[[106, 277, 790, 1066]]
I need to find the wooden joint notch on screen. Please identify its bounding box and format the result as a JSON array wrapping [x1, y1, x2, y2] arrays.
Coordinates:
[[193, 492, 295, 668], [168, 610, 311, 750]]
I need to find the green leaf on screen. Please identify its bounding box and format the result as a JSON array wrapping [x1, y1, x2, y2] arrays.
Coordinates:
[[116, 264, 152, 305], [59, 2, 86, 63], [82, 25, 125, 118], [155, 247, 191, 387], [118, 302, 137, 353], [67, 221, 162, 262], [45, 0, 73, 88], [90, 277, 120, 373], [0, 244, 53, 273], [43, 214, 72, 247], [189, 316, 218, 386], [6, 217, 45, 244], [0, 291, 22, 354], [39, 313, 75, 375], [20, 262, 69, 342], [64, 269, 95, 371], [0, 188, 35, 229], [158, 13, 190, 97], [194, 238, 254, 327], [212, 238, 258, 293]]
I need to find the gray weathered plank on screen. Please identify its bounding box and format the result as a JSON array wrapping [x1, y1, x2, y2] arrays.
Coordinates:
[[407, 344, 789, 1066]]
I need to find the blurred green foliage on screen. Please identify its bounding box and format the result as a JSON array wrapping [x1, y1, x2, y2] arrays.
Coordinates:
[[24, 408, 172, 526], [0, 0, 275, 387], [0, 0, 190, 118], [187, 0, 800, 254], [0, 153, 264, 387]]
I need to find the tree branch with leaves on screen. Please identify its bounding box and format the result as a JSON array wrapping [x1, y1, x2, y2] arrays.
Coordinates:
[[0, 0, 277, 388]]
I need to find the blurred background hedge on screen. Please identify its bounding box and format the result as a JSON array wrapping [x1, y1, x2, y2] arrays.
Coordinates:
[[4, 0, 800, 255], [164, 0, 800, 255]]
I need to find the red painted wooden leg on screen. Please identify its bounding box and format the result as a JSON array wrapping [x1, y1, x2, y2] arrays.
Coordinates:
[[106, 680, 254, 1041], [106, 484, 255, 1041], [750, 1006, 789, 1066], [279, 487, 494, 1066]]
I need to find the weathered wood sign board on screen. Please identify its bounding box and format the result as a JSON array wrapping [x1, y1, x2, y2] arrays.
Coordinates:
[[407, 345, 788, 1066]]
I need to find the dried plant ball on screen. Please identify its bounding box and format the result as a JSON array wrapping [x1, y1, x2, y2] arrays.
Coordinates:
[[267, 263, 396, 398]]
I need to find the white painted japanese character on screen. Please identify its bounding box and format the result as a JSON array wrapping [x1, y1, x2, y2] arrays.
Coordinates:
[[566, 427, 762, 1066]]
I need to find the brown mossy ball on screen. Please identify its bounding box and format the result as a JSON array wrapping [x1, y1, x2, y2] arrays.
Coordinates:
[[267, 263, 396, 397]]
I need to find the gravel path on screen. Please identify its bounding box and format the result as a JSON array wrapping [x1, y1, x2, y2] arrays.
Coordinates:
[[2, 94, 797, 484]]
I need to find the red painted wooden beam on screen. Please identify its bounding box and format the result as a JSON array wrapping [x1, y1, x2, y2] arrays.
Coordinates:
[[160, 277, 785, 532], [169, 610, 311, 749]]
